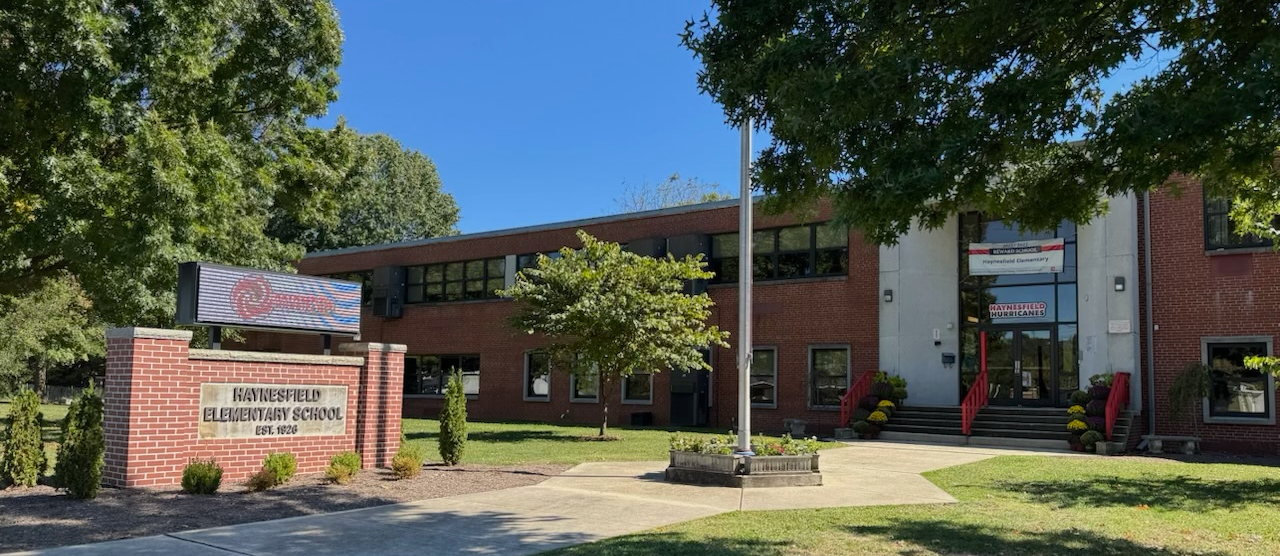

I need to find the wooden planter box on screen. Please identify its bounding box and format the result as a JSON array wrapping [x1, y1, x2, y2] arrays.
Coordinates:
[[665, 451, 822, 488]]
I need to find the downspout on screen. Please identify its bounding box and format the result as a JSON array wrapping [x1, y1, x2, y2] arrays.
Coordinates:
[[1143, 191, 1157, 440]]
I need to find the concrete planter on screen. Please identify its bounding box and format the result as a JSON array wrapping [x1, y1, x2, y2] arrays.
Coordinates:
[[665, 451, 822, 488], [833, 427, 855, 440]]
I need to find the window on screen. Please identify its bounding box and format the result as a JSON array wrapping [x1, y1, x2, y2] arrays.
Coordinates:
[[516, 251, 561, 273], [570, 369, 599, 402], [524, 351, 551, 401], [1204, 340, 1273, 420], [1205, 195, 1272, 250], [750, 348, 777, 407], [403, 354, 480, 396], [328, 271, 372, 306], [622, 372, 653, 404], [809, 347, 850, 407], [406, 258, 505, 303], [709, 222, 848, 283]]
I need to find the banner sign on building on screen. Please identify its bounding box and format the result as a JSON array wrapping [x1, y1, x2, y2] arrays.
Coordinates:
[[177, 262, 361, 335], [968, 238, 1065, 275], [989, 301, 1047, 319], [198, 383, 348, 439]]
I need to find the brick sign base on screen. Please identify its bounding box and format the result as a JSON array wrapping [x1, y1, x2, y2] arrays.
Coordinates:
[[103, 328, 405, 488]]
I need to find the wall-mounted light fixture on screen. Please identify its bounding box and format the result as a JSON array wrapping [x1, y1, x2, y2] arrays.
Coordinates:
[[883, 289, 894, 303], [1114, 276, 1126, 292]]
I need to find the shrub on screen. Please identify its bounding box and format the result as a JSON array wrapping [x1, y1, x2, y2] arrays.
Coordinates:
[[874, 371, 908, 390], [867, 410, 888, 425], [1066, 419, 1089, 433], [326, 451, 362, 484], [181, 459, 223, 494], [391, 448, 425, 480], [1089, 373, 1115, 387], [858, 395, 881, 411], [852, 420, 873, 434], [438, 370, 468, 466], [245, 467, 278, 492], [876, 406, 892, 418], [1085, 400, 1106, 416], [752, 434, 821, 456], [1086, 416, 1106, 431], [870, 382, 894, 400], [55, 384, 106, 499], [1081, 430, 1104, 448], [852, 408, 873, 422], [262, 452, 297, 485], [1, 389, 47, 487], [1088, 384, 1111, 400], [1070, 390, 1092, 405], [891, 387, 909, 402]]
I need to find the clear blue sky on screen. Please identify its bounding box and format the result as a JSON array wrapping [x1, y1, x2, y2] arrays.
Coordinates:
[[321, 1, 1166, 235], [321, 1, 748, 234]]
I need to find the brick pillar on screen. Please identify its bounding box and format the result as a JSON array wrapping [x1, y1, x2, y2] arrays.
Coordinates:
[[341, 342, 406, 469], [103, 327, 195, 488]]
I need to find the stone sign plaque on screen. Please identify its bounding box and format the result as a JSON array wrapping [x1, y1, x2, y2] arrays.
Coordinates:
[[198, 383, 347, 439]]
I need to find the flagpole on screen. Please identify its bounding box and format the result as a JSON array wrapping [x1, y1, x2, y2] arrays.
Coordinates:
[[736, 118, 753, 454]]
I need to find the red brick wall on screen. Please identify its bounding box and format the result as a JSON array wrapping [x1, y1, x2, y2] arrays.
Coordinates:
[[271, 201, 879, 435], [1144, 177, 1280, 454], [104, 328, 403, 488]]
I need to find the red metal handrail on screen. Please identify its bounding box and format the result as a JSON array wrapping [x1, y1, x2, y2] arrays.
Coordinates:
[[839, 370, 877, 428], [961, 331, 989, 435], [1105, 371, 1131, 440]]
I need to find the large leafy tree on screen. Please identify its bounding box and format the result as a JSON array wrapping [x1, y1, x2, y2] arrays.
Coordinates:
[[0, 0, 352, 325], [682, 1, 1280, 244], [269, 133, 460, 252], [502, 231, 729, 437], [0, 274, 104, 397]]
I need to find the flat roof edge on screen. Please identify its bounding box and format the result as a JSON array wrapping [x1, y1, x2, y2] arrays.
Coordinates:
[[304, 197, 749, 259]]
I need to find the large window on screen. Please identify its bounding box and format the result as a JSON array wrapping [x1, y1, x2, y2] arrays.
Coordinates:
[[570, 369, 599, 402], [1204, 195, 1271, 251], [328, 271, 372, 306], [516, 251, 561, 273], [406, 258, 505, 303], [404, 355, 480, 396], [524, 351, 551, 401], [622, 372, 653, 404], [709, 222, 848, 283], [750, 348, 777, 408], [809, 347, 850, 407], [1204, 340, 1273, 420]]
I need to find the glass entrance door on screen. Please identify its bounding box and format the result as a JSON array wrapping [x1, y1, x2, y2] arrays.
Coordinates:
[[984, 327, 1057, 406]]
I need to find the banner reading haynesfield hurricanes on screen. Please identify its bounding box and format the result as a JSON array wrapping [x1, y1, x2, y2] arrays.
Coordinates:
[[967, 238, 1065, 275]]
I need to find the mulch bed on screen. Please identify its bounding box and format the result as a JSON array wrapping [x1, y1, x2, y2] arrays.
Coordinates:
[[0, 463, 570, 553]]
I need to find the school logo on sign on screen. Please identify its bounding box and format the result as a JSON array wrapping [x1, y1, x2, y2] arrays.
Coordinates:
[[177, 262, 361, 335]]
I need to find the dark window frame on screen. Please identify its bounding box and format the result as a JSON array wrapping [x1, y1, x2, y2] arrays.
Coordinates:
[[523, 351, 551, 402], [403, 354, 481, 397], [750, 347, 778, 408], [406, 257, 506, 304], [808, 345, 851, 409], [1204, 193, 1272, 251], [621, 372, 653, 404], [709, 222, 849, 284], [1202, 339, 1274, 422]]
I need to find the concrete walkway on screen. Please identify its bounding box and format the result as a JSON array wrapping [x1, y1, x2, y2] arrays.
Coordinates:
[[17, 442, 1080, 556]]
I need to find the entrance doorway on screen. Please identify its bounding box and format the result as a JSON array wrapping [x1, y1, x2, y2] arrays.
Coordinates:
[[984, 327, 1057, 406]]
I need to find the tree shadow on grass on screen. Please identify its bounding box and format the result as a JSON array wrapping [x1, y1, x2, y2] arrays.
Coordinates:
[[998, 475, 1280, 511], [548, 531, 791, 556], [404, 429, 584, 443], [850, 519, 1233, 556]]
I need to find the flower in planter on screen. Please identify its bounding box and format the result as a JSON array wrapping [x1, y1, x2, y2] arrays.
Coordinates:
[[877, 400, 896, 410], [852, 408, 873, 422], [871, 381, 894, 399], [1085, 400, 1106, 416], [1067, 419, 1089, 433], [867, 410, 889, 425], [1070, 390, 1092, 405], [1088, 384, 1111, 401], [1067, 405, 1086, 417], [852, 420, 873, 434], [1081, 430, 1104, 448], [1086, 416, 1105, 431], [859, 395, 881, 411]]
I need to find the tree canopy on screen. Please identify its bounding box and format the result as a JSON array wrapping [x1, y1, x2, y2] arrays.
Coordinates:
[[0, 275, 104, 396], [501, 231, 729, 436], [682, 1, 1280, 244]]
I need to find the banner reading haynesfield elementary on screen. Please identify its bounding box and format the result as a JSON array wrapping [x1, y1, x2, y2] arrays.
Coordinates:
[[968, 238, 1065, 275]]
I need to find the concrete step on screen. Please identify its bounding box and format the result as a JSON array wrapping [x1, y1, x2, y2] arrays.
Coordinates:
[[975, 414, 1072, 425], [890, 417, 963, 428], [871, 431, 1069, 451], [972, 427, 1067, 441], [969, 419, 1069, 432], [886, 423, 964, 435], [877, 431, 968, 445], [979, 406, 1068, 417]]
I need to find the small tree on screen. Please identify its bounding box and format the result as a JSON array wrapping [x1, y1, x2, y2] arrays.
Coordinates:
[[502, 230, 730, 437], [1, 389, 47, 487], [438, 370, 468, 466], [55, 383, 105, 498]]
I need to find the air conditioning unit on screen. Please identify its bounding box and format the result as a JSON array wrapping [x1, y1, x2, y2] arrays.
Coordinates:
[[371, 266, 405, 319]]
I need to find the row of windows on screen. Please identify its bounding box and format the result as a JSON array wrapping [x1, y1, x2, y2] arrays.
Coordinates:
[[524, 352, 653, 403], [405, 258, 506, 303], [709, 223, 849, 284], [404, 355, 481, 396]]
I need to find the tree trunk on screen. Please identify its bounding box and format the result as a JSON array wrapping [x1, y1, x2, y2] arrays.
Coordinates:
[[599, 373, 614, 438], [600, 402, 608, 438], [34, 360, 47, 400]]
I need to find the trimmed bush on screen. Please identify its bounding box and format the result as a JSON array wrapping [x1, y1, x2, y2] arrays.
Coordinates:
[[1086, 416, 1106, 431], [1085, 399, 1106, 416], [262, 452, 297, 485], [182, 459, 223, 494], [438, 370, 468, 466], [891, 387, 908, 402], [55, 384, 106, 499], [1070, 390, 1092, 406], [245, 467, 278, 492], [392, 444, 425, 480], [1081, 430, 1105, 448], [1, 389, 47, 487], [326, 451, 362, 484]]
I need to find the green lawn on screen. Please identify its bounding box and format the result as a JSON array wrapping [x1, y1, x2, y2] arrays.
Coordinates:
[[402, 418, 841, 466], [0, 399, 69, 473], [546, 455, 1280, 556]]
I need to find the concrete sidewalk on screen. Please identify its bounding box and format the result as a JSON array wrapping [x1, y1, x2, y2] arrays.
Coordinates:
[[16, 442, 1079, 556]]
